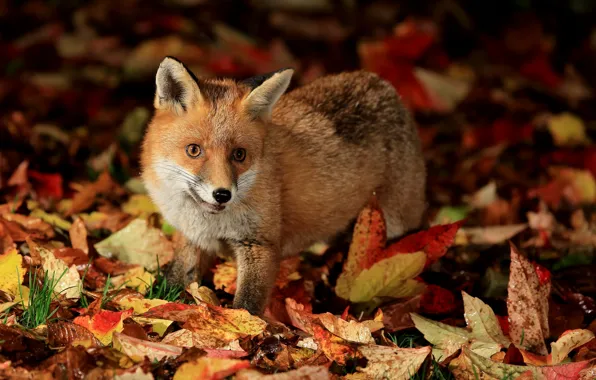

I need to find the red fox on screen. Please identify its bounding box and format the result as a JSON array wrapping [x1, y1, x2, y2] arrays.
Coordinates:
[[140, 57, 427, 315]]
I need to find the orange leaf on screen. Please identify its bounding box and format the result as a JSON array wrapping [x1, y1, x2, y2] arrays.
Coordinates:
[[173, 357, 250, 380], [73, 308, 133, 345]]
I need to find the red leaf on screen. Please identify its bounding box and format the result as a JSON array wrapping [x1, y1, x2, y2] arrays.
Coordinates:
[[497, 315, 510, 336], [519, 51, 563, 89], [27, 170, 63, 199], [419, 285, 457, 315], [533, 262, 552, 285], [385, 219, 465, 264]]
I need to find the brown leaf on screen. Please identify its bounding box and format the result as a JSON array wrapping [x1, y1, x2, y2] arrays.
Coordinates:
[[1, 213, 55, 240], [113, 332, 183, 363], [236, 366, 330, 379], [507, 242, 550, 355], [69, 217, 89, 254], [381, 295, 422, 332], [66, 171, 122, 216], [94, 256, 140, 276], [47, 321, 102, 348]]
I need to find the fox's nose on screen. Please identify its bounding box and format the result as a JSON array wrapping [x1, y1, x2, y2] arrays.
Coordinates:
[[213, 188, 232, 204]]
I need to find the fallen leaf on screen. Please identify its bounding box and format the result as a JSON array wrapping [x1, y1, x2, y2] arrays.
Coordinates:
[[507, 242, 550, 355], [121, 194, 159, 217], [213, 261, 237, 294], [187, 282, 220, 306], [29, 209, 71, 230], [67, 171, 121, 216], [131, 316, 173, 337], [113, 332, 183, 362], [35, 241, 82, 300], [94, 218, 173, 271], [351, 345, 431, 380], [381, 295, 421, 331], [69, 217, 89, 254], [462, 292, 511, 347], [464, 347, 593, 380], [550, 329, 595, 365], [1, 213, 55, 240], [236, 366, 330, 379], [47, 321, 101, 348], [144, 302, 266, 348], [460, 224, 527, 245], [113, 292, 168, 314], [347, 251, 426, 303], [111, 266, 155, 294], [0, 248, 26, 297], [162, 328, 245, 352], [548, 112, 591, 147], [73, 308, 133, 345], [173, 357, 250, 380]]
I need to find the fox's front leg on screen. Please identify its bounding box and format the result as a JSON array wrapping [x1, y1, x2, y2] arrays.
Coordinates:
[[231, 240, 280, 316], [164, 240, 214, 287]]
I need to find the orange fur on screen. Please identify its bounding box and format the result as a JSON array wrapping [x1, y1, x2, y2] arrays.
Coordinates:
[[140, 57, 426, 315]]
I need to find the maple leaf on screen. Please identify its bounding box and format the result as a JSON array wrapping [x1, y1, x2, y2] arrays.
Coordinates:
[[348, 345, 431, 380], [66, 170, 122, 216], [112, 332, 182, 362], [285, 298, 361, 364], [143, 301, 266, 349], [236, 366, 330, 380], [0, 248, 26, 297], [507, 242, 550, 355], [462, 347, 593, 380], [173, 357, 250, 380], [73, 308, 133, 345], [94, 218, 173, 271], [550, 329, 595, 365], [411, 290, 510, 362], [335, 197, 462, 303]]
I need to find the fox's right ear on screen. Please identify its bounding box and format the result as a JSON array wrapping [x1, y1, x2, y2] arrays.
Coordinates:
[[154, 57, 201, 115]]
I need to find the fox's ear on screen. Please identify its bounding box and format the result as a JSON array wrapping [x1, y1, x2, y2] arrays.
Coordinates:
[[241, 68, 293, 119], [154, 56, 201, 115]]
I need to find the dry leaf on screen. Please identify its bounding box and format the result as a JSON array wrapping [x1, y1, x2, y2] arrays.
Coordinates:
[[350, 345, 431, 380], [173, 357, 250, 380], [69, 217, 89, 254], [550, 329, 595, 365], [507, 242, 550, 355], [113, 332, 183, 362], [73, 308, 133, 345], [94, 218, 173, 271], [0, 248, 26, 297]]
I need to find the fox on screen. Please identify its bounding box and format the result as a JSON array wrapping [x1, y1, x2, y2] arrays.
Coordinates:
[[140, 56, 427, 316]]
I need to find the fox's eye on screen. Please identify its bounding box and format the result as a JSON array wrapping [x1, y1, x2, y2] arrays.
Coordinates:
[[185, 144, 201, 158], [232, 148, 246, 162]]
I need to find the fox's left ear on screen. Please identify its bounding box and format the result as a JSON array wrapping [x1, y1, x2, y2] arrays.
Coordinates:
[[241, 68, 294, 120], [154, 56, 201, 115]]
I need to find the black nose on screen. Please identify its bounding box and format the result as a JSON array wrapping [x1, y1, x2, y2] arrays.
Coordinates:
[[213, 188, 232, 204]]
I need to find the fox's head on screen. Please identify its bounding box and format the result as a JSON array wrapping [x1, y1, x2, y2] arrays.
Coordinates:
[[140, 57, 293, 215]]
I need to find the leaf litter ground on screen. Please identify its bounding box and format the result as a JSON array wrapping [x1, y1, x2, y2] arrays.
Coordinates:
[[3, 1, 596, 379]]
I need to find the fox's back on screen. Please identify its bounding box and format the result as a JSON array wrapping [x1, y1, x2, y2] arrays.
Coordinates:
[[268, 71, 426, 254]]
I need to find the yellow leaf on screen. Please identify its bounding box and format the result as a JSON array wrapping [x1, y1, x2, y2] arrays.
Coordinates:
[[348, 251, 426, 303], [30, 209, 72, 230], [113, 332, 182, 363], [550, 329, 595, 365], [122, 194, 159, 217], [548, 112, 591, 147], [173, 357, 250, 380], [132, 317, 173, 337], [111, 266, 155, 295], [187, 282, 220, 306], [462, 292, 511, 347], [113, 293, 168, 314], [0, 248, 26, 297]]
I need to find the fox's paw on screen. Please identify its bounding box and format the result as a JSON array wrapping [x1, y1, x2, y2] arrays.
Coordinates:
[[163, 260, 196, 288], [232, 293, 266, 316]]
